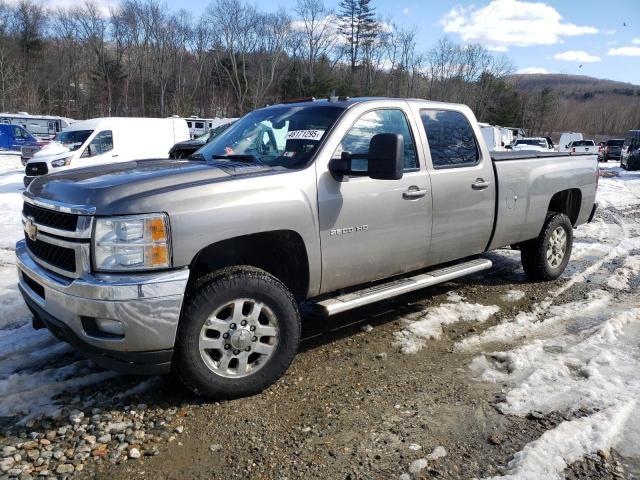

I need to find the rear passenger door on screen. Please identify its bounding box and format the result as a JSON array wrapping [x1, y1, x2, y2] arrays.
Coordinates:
[[412, 107, 495, 265]]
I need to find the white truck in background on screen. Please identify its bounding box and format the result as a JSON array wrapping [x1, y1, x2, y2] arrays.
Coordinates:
[[511, 137, 554, 152], [24, 117, 189, 186], [568, 140, 596, 155], [558, 132, 584, 152]]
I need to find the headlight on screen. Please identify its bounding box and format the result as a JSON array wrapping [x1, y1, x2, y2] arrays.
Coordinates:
[[93, 213, 171, 271], [51, 156, 72, 168]]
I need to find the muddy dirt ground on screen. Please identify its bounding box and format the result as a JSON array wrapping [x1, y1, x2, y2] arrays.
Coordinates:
[[75, 250, 632, 480]]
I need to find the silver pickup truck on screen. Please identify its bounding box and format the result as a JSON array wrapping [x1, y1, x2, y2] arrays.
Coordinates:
[[16, 98, 598, 398]]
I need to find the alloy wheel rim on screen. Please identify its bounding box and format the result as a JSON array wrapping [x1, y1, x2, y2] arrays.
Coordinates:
[[198, 298, 279, 378], [546, 226, 567, 269]]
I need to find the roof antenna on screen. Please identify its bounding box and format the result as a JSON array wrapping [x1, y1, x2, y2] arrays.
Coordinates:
[[328, 90, 338, 103]]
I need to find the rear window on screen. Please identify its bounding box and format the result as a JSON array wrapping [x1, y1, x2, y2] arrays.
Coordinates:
[[573, 140, 595, 147], [606, 140, 624, 146]]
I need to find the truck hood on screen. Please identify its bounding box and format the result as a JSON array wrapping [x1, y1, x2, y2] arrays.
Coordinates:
[[26, 159, 274, 214]]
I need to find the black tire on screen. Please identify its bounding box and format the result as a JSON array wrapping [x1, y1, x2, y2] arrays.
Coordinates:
[[520, 212, 573, 281], [175, 266, 301, 399]]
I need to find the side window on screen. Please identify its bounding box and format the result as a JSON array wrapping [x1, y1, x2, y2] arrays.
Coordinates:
[[420, 109, 479, 168], [335, 109, 418, 171], [13, 126, 27, 139], [83, 130, 113, 158]]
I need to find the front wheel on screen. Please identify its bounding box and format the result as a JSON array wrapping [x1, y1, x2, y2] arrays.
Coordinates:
[[520, 212, 573, 281], [174, 266, 301, 399]]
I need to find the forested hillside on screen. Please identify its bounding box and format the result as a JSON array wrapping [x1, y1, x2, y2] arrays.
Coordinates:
[[1, 0, 637, 136]]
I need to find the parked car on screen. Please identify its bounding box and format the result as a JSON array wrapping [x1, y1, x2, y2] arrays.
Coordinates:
[[621, 130, 640, 170], [169, 122, 234, 159], [559, 132, 583, 152], [0, 124, 41, 155], [511, 137, 554, 152], [17, 98, 598, 399], [599, 139, 624, 162], [568, 140, 596, 154], [24, 117, 189, 186]]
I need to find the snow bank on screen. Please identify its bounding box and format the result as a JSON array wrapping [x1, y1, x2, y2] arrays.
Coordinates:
[[0, 158, 122, 422], [394, 292, 499, 354], [484, 402, 635, 480], [0, 157, 25, 249]]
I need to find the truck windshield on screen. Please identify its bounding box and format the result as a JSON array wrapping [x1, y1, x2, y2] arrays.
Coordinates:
[[53, 130, 93, 151], [515, 139, 546, 148], [197, 104, 344, 168]]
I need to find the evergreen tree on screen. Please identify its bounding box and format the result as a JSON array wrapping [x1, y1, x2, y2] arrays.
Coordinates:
[[338, 0, 377, 74]]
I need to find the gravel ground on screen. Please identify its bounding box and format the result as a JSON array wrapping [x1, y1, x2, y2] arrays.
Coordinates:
[[1, 164, 639, 480]]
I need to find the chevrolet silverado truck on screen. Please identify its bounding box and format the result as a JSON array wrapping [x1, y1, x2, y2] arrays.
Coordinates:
[[16, 98, 598, 398]]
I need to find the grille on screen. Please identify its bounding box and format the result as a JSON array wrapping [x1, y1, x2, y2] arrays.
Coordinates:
[[23, 202, 78, 231], [21, 145, 40, 159], [25, 235, 76, 273], [25, 162, 48, 176]]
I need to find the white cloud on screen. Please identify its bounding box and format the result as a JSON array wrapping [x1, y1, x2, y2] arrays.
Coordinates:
[[517, 67, 550, 74], [632, 38, 640, 45], [608, 46, 640, 57], [554, 50, 601, 63], [440, 0, 598, 51], [604, 29, 616, 35], [403, 7, 410, 15], [607, 40, 618, 46]]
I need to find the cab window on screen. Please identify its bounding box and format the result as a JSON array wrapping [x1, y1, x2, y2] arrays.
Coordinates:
[[13, 126, 29, 139], [335, 109, 418, 171], [83, 130, 113, 157], [420, 109, 479, 168]]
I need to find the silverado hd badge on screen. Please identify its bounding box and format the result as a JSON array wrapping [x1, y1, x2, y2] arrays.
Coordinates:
[[330, 225, 368, 236]]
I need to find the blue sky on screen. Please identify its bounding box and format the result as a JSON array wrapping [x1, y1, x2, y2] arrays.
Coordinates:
[[98, 0, 640, 84]]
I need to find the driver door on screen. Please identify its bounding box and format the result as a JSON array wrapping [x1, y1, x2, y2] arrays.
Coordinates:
[[316, 104, 432, 293], [77, 130, 115, 167]]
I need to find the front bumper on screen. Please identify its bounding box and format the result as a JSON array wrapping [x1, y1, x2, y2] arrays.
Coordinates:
[[16, 240, 189, 374]]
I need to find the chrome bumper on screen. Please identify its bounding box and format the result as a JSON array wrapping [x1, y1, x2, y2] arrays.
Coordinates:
[[16, 240, 189, 367]]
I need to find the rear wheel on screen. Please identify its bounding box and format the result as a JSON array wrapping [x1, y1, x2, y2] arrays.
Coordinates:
[[175, 266, 301, 399], [520, 212, 573, 281]]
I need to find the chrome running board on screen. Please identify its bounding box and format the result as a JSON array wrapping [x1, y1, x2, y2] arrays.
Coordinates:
[[314, 258, 492, 317]]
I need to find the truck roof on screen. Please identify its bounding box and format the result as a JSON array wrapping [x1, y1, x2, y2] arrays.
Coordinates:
[[267, 97, 470, 110]]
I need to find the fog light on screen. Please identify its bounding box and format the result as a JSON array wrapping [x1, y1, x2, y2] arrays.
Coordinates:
[[95, 318, 124, 336]]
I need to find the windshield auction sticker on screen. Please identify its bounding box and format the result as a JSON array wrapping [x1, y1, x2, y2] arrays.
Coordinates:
[[286, 130, 325, 140]]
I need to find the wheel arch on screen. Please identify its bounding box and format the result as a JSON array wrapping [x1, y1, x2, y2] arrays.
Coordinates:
[[187, 230, 310, 301], [547, 188, 582, 226]]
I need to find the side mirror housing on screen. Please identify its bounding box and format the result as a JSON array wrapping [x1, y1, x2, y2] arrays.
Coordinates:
[[329, 133, 404, 180]]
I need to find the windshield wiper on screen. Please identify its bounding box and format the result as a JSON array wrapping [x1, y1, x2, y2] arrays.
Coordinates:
[[188, 152, 205, 160], [211, 154, 262, 164]]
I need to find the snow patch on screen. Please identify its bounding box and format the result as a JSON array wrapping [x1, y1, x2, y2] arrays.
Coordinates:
[[607, 255, 640, 290], [484, 402, 634, 480], [501, 290, 525, 302], [394, 293, 499, 354]]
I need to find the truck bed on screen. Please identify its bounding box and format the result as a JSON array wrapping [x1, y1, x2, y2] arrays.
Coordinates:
[[487, 151, 598, 251]]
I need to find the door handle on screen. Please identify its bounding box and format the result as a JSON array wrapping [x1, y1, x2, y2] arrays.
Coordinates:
[[403, 186, 428, 199], [472, 179, 491, 190], [112, 154, 119, 157]]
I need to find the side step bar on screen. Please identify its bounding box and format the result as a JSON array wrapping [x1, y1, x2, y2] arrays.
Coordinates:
[[314, 258, 492, 317]]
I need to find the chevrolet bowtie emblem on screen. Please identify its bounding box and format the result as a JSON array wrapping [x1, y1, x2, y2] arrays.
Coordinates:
[[25, 216, 37, 241]]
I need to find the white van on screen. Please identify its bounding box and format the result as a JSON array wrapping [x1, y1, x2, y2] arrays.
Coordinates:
[[558, 132, 583, 152], [479, 123, 506, 151], [24, 117, 189, 186]]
